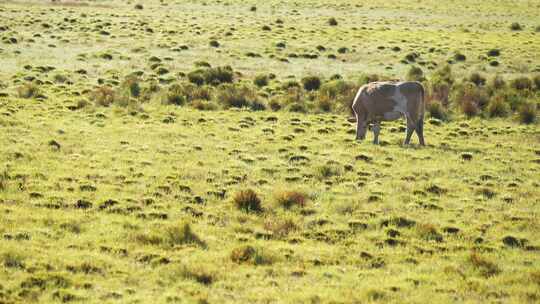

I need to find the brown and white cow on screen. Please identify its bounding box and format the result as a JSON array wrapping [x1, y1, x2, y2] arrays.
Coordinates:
[[351, 81, 425, 145]]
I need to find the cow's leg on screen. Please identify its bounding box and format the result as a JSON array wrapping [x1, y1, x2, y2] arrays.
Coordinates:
[[372, 121, 381, 145], [404, 117, 416, 145], [355, 113, 362, 140], [355, 113, 366, 141], [416, 116, 425, 146]]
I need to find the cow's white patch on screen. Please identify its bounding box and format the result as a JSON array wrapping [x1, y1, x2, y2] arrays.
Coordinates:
[[391, 88, 408, 114]]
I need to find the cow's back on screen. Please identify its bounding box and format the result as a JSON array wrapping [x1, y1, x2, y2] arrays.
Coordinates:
[[361, 82, 398, 116], [361, 81, 424, 120]]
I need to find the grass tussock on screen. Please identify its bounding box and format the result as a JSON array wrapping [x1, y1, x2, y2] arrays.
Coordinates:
[[166, 223, 206, 247], [233, 189, 263, 213], [264, 218, 298, 238], [253, 74, 269, 87], [426, 100, 448, 120], [218, 84, 259, 109], [301, 76, 321, 91], [275, 190, 308, 209], [180, 265, 216, 285], [416, 223, 443, 242], [406, 66, 424, 82], [487, 95, 510, 118], [162, 83, 212, 106], [17, 83, 41, 99], [0, 170, 8, 191], [230, 245, 276, 265], [316, 164, 341, 179], [453, 83, 488, 117], [188, 66, 233, 86], [2, 250, 25, 269], [510, 76, 532, 91], [469, 252, 500, 277], [134, 223, 206, 248], [518, 102, 537, 124], [91, 86, 115, 106], [530, 271, 540, 286]]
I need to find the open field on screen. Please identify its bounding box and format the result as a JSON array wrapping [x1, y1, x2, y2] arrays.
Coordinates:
[[1, 0, 540, 303], [1, 0, 540, 86], [1, 100, 540, 303]]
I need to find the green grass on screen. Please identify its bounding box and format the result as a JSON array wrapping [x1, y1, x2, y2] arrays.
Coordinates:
[[0, 0, 539, 89], [0, 0, 540, 303], [1, 99, 539, 303]]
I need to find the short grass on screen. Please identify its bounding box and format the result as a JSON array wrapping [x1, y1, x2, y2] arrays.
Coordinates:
[[0, 0, 539, 92], [0, 99, 539, 303]]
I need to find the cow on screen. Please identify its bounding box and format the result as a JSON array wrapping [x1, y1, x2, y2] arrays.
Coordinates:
[[351, 81, 425, 145]]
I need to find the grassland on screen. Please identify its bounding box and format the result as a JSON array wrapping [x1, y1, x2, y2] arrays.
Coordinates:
[[1, 0, 540, 303], [1, 0, 539, 86]]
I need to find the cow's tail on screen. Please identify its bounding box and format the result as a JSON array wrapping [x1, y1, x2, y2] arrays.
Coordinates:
[[417, 112, 424, 134], [416, 82, 426, 145], [419, 81, 426, 118]]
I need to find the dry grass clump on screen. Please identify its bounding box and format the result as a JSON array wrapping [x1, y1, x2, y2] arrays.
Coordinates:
[[530, 271, 540, 285], [518, 102, 537, 124], [316, 95, 333, 112], [510, 76, 533, 91], [191, 99, 217, 111], [203, 66, 234, 85], [416, 223, 443, 242], [486, 95, 510, 118], [275, 190, 307, 209], [318, 80, 357, 113], [188, 66, 233, 86], [180, 265, 216, 285], [489, 75, 506, 91], [121, 77, 141, 97], [230, 245, 275, 265], [0, 171, 8, 192], [469, 252, 500, 277], [162, 84, 187, 106], [316, 164, 341, 179], [165, 223, 206, 247], [406, 66, 424, 82], [264, 218, 298, 238], [510, 22, 522, 31], [301, 76, 321, 91], [162, 83, 213, 106], [429, 65, 454, 105], [91, 86, 115, 106], [469, 72, 486, 86], [134, 223, 206, 248], [2, 250, 25, 269], [426, 100, 448, 120], [233, 189, 263, 213], [327, 17, 338, 26], [17, 83, 41, 99], [217, 84, 259, 109], [268, 98, 282, 111], [453, 83, 488, 117], [253, 74, 269, 87]]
